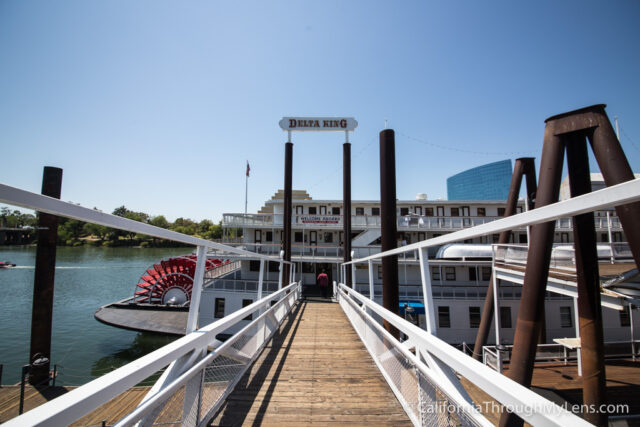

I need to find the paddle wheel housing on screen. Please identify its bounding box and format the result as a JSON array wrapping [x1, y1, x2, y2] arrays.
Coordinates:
[[133, 255, 227, 305]]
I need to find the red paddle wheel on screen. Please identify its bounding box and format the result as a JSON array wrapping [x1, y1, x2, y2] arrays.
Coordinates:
[[133, 255, 227, 305]]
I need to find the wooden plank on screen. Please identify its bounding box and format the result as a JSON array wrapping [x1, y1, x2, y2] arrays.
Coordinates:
[[209, 299, 412, 426]]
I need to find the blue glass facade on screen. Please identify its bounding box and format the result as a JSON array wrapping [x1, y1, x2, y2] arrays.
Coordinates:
[[447, 160, 512, 200]]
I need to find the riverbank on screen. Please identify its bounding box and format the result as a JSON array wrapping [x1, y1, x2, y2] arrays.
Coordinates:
[[0, 246, 187, 386]]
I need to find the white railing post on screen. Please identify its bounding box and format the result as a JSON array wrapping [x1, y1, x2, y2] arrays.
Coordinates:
[[186, 245, 207, 334], [418, 248, 436, 334], [257, 260, 265, 300], [607, 211, 615, 263], [351, 251, 356, 290], [278, 261, 283, 290], [491, 254, 502, 373], [630, 303, 636, 361], [368, 260, 374, 301], [573, 297, 582, 376]]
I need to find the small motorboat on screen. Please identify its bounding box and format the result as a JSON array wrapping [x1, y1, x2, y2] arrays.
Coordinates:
[[0, 261, 16, 268]]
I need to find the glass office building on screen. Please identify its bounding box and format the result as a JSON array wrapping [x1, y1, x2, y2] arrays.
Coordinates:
[[447, 159, 512, 200]]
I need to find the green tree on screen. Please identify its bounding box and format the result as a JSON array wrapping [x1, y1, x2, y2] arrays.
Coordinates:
[[149, 215, 170, 229]]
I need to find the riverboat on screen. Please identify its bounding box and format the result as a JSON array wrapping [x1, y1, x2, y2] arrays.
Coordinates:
[[96, 183, 640, 350]]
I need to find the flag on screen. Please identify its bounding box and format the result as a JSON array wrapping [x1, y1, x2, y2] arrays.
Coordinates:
[[246, 161, 250, 177]]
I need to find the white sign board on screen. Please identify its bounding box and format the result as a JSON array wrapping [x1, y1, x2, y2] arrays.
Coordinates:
[[279, 117, 358, 132]]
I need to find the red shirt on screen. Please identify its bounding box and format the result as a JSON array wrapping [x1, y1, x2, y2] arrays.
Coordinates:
[[317, 272, 329, 287]]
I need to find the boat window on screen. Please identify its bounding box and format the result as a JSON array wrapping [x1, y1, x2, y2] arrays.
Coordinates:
[[492, 234, 500, 243], [560, 232, 570, 243], [265, 231, 273, 242], [620, 306, 631, 327], [601, 233, 609, 243], [445, 267, 456, 281], [450, 208, 459, 217], [268, 261, 279, 272], [214, 298, 225, 318], [414, 206, 422, 215], [469, 307, 481, 328], [332, 207, 341, 215], [500, 307, 512, 328], [249, 260, 260, 271], [438, 306, 450, 328], [425, 207, 434, 216], [431, 266, 440, 281], [294, 232, 303, 243], [378, 265, 382, 279], [324, 232, 333, 243], [468, 267, 477, 281], [461, 206, 470, 216], [498, 207, 506, 216], [477, 207, 486, 217], [295, 205, 303, 214], [242, 299, 253, 321], [309, 206, 317, 215], [436, 206, 444, 217], [613, 232, 623, 242], [371, 207, 380, 216], [319, 206, 326, 215], [481, 267, 491, 281], [560, 306, 573, 328], [400, 207, 409, 216], [356, 207, 365, 216]]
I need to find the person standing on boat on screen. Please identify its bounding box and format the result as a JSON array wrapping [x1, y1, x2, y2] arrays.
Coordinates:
[[317, 269, 329, 298]]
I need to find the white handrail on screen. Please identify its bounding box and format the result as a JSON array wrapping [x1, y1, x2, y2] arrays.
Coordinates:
[[346, 178, 640, 264], [0, 182, 289, 264], [5, 282, 300, 426], [336, 283, 592, 426]]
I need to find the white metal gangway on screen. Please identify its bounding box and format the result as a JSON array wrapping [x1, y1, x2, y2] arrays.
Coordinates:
[[2, 178, 640, 426], [0, 182, 299, 426]]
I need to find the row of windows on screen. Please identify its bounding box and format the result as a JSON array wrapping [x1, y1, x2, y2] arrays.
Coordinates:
[[214, 298, 632, 329], [437, 306, 510, 329], [436, 305, 632, 329], [431, 266, 492, 281], [214, 298, 279, 320], [293, 205, 513, 217]]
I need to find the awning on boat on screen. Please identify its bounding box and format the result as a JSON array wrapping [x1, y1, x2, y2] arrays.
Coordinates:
[[398, 301, 425, 315]]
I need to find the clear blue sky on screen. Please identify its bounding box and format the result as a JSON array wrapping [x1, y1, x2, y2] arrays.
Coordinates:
[[1, 1, 639, 222]]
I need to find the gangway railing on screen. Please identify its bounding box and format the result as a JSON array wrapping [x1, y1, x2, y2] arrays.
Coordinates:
[[340, 178, 640, 425], [5, 281, 301, 426], [0, 181, 298, 426], [335, 282, 590, 426]]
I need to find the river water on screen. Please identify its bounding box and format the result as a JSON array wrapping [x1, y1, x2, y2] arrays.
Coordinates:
[[0, 246, 191, 386]]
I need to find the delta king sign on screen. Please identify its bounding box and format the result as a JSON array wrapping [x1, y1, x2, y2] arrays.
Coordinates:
[[279, 117, 358, 132]]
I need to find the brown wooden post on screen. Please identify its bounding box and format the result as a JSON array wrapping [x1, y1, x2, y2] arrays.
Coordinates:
[[29, 166, 63, 385], [566, 133, 607, 426], [379, 129, 400, 339], [473, 158, 537, 360], [500, 126, 565, 427], [343, 142, 352, 287], [283, 143, 293, 287], [501, 104, 638, 426], [587, 105, 640, 267]]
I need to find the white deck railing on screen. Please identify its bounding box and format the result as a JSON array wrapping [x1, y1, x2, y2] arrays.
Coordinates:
[[340, 178, 640, 426], [336, 283, 590, 426], [223, 211, 622, 231], [5, 282, 301, 426], [0, 181, 298, 426]]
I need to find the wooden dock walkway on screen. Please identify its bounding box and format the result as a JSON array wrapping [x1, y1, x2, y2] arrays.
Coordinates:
[[1, 298, 411, 426], [210, 297, 412, 426]]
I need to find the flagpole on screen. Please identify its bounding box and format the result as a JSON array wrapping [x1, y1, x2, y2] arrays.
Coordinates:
[[244, 161, 249, 242]]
